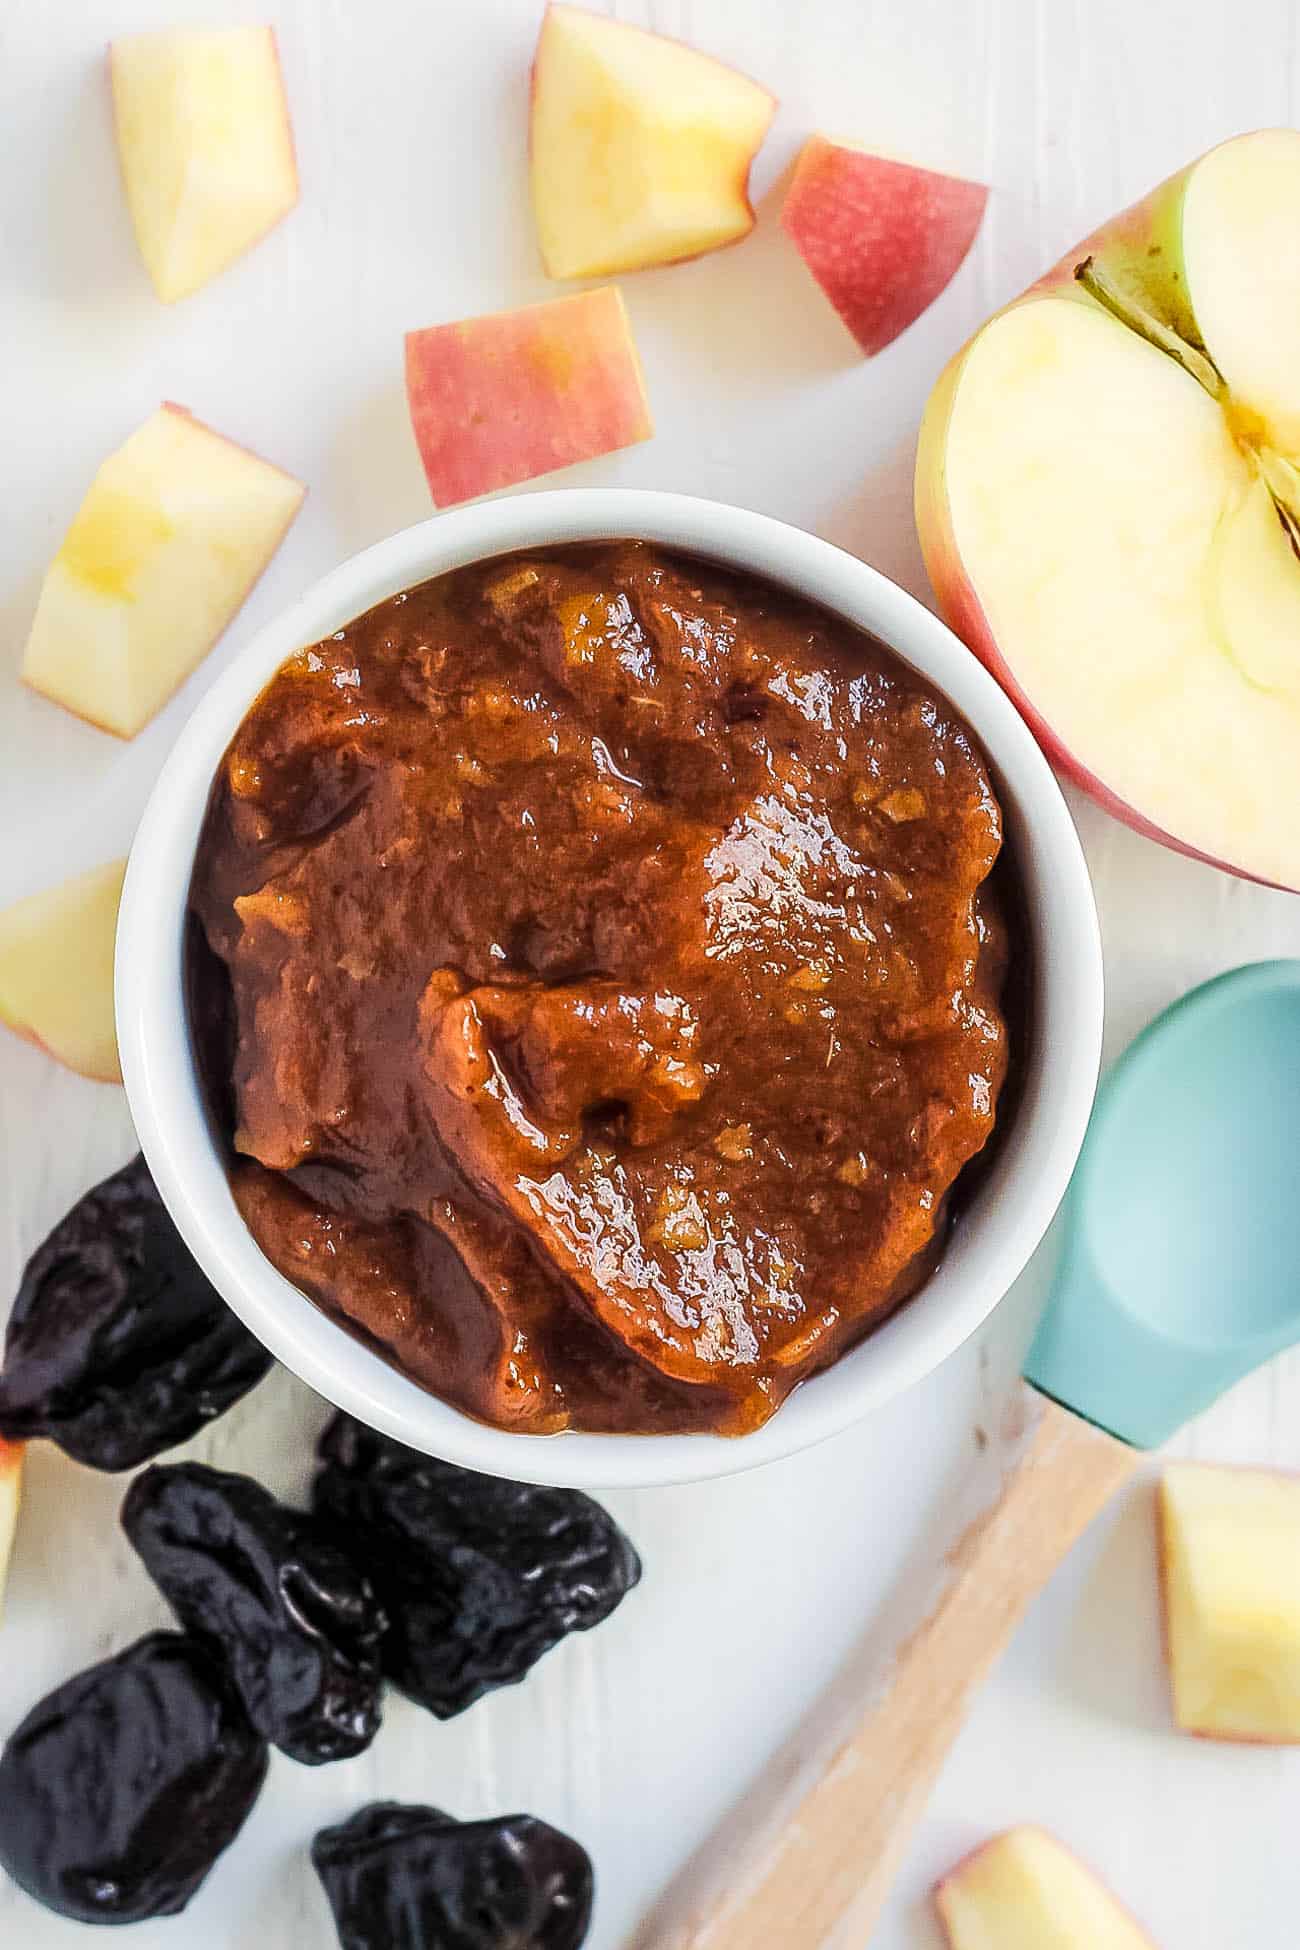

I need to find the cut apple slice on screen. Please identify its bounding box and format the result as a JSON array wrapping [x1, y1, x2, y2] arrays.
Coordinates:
[[916, 128, 1300, 890], [530, 3, 775, 279], [1159, 1461, 1300, 1742], [0, 860, 126, 1083], [23, 404, 304, 738], [782, 136, 987, 354], [935, 1827, 1157, 1949], [405, 287, 653, 507], [111, 26, 298, 303], [0, 1440, 22, 1623]]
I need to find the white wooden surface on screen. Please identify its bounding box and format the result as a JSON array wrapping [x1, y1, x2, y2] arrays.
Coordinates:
[[2, 2, 1299, 1944]]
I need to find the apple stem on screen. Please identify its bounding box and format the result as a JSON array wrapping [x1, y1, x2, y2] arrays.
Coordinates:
[[1075, 256, 1224, 402]]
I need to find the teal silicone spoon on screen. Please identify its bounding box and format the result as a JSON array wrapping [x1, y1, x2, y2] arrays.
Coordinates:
[[658, 961, 1300, 1950], [1025, 958, 1300, 1443]]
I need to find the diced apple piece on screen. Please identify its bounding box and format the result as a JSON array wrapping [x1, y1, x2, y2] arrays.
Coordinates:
[[782, 136, 987, 355], [404, 287, 653, 507], [0, 1441, 24, 1623], [935, 1827, 1157, 1949], [23, 404, 304, 738], [0, 861, 126, 1083], [110, 26, 298, 303], [530, 3, 775, 279], [1159, 1461, 1300, 1742], [916, 128, 1300, 890]]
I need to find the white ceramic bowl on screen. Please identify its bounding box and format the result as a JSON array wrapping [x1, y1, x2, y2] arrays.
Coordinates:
[[117, 489, 1102, 1490]]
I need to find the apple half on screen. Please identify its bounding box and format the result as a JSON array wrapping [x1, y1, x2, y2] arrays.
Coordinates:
[[1160, 1461, 1300, 1742], [917, 128, 1300, 890], [530, 3, 775, 279], [0, 860, 127, 1083], [23, 404, 305, 738], [0, 1440, 23, 1623], [111, 26, 298, 303], [935, 1827, 1157, 1949]]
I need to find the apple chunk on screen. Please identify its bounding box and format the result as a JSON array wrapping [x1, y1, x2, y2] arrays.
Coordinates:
[[111, 26, 298, 303], [23, 404, 304, 738], [405, 287, 653, 507], [782, 136, 986, 354], [935, 1827, 1157, 1949], [916, 128, 1300, 891], [1159, 1461, 1300, 1742], [530, 3, 775, 279], [0, 1440, 23, 1623], [0, 860, 126, 1083]]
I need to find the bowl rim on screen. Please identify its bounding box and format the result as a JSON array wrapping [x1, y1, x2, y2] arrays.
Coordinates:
[[116, 487, 1103, 1489]]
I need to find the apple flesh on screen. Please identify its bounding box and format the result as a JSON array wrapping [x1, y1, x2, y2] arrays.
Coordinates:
[[916, 128, 1300, 890], [405, 286, 653, 507], [1160, 1461, 1300, 1742], [530, 3, 775, 279], [0, 1440, 23, 1623], [935, 1827, 1157, 1949], [0, 860, 126, 1083], [111, 25, 298, 303], [23, 403, 304, 738], [781, 136, 987, 354]]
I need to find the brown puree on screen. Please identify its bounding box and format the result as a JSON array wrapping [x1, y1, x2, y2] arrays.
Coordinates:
[[188, 541, 1014, 1438]]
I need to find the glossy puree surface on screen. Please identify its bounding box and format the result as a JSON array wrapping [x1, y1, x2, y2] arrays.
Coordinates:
[[189, 543, 1012, 1435]]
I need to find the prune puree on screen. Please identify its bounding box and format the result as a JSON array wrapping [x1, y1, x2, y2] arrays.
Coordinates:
[[188, 542, 1013, 1436]]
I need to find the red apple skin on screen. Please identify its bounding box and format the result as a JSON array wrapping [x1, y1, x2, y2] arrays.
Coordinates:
[[913, 158, 1295, 895], [404, 288, 653, 507], [527, 5, 775, 276], [6, 1022, 121, 1085], [782, 136, 988, 355], [2, 990, 120, 1083], [0, 1438, 23, 1610], [934, 1826, 1160, 1948], [268, 30, 299, 198]]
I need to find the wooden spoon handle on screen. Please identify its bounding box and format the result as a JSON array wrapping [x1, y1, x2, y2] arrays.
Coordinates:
[[659, 1385, 1138, 1950]]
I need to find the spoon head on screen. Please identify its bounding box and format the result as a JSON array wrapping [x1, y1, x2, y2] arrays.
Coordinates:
[[1025, 961, 1300, 1448]]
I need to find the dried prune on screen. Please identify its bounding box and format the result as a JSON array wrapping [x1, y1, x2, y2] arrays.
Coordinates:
[[0, 1631, 268, 1924], [312, 1413, 640, 1717], [0, 1153, 273, 1471], [122, 1461, 387, 1765], [312, 1802, 593, 1950]]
